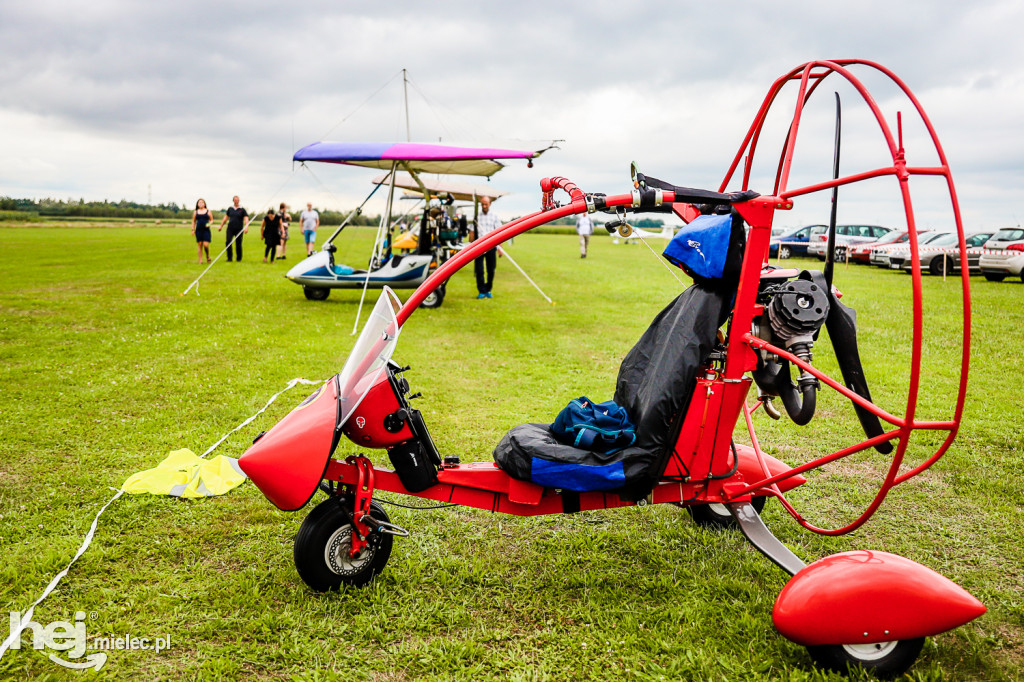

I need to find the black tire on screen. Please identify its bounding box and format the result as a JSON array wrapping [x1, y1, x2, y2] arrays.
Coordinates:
[[293, 497, 394, 592], [778, 245, 791, 259], [929, 256, 955, 277], [687, 496, 767, 530], [983, 273, 1005, 282], [806, 637, 925, 679], [303, 286, 330, 301], [419, 283, 445, 309]]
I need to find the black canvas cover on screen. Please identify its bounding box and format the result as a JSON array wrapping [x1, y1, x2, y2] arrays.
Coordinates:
[[493, 283, 733, 500]]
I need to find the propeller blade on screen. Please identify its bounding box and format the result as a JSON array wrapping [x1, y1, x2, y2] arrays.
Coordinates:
[[824, 92, 841, 288], [802, 271, 892, 453]]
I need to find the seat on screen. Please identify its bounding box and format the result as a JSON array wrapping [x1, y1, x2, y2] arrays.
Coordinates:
[[493, 283, 733, 499]]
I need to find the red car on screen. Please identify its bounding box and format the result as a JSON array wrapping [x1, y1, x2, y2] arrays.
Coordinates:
[[846, 229, 913, 264]]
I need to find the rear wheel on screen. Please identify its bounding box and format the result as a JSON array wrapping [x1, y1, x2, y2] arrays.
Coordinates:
[[303, 286, 330, 301], [983, 273, 1005, 282], [687, 496, 767, 530], [293, 497, 394, 591], [419, 283, 445, 309], [806, 637, 924, 679]]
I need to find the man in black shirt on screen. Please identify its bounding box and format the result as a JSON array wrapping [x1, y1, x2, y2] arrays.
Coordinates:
[[218, 196, 250, 261]]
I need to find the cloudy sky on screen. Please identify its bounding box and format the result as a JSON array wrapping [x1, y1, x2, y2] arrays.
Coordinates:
[[1, 1, 1021, 230]]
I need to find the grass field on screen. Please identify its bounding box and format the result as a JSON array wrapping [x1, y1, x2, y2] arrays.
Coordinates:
[[1, 222, 1022, 680]]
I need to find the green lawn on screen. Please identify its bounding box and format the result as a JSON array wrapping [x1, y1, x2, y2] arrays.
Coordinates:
[[1, 222, 1021, 680]]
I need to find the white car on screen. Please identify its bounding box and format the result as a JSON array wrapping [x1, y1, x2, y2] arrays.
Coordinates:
[[807, 224, 893, 260], [888, 232, 992, 275], [978, 227, 1024, 282]]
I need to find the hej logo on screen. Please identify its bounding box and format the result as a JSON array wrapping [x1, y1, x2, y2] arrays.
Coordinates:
[[7, 611, 106, 670]]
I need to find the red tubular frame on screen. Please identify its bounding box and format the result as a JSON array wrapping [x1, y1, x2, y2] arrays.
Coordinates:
[[320, 60, 966, 537], [718, 60, 970, 534]]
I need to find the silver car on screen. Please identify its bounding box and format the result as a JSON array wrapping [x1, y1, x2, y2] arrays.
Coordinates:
[[888, 232, 992, 275], [807, 224, 893, 260], [978, 227, 1024, 282]]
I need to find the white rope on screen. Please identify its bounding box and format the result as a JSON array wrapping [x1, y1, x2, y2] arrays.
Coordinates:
[[0, 488, 125, 658], [0, 377, 322, 659], [199, 377, 322, 457], [496, 245, 554, 304], [634, 233, 684, 286]]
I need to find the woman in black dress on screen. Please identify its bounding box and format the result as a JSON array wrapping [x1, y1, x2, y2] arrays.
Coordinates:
[[262, 208, 283, 263], [191, 198, 213, 263]]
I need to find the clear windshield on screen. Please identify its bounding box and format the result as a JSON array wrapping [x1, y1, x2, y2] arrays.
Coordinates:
[[335, 287, 402, 428]]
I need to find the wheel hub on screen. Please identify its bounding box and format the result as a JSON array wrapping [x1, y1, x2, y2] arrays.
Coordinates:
[[842, 640, 898, 661], [324, 528, 374, 576]]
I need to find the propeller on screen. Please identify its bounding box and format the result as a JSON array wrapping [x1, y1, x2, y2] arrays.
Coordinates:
[[824, 92, 841, 288]]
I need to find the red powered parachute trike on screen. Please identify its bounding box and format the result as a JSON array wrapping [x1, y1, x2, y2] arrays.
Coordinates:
[[239, 60, 984, 677]]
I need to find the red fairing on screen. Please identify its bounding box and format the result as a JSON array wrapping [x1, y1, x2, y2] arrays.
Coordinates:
[[773, 551, 986, 645], [341, 375, 412, 448], [238, 379, 338, 512]]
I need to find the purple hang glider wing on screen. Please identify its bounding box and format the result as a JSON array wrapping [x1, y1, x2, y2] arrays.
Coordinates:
[[293, 141, 544, 177]]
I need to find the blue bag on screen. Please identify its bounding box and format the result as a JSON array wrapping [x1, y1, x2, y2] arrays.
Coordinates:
[[549, 397, 636, 454], [662, 213, 734, 280]]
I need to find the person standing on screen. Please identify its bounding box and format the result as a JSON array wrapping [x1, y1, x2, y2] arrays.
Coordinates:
[[191, 198, 213, 264], [277, 202, 291, 260], [261, 208, 283, 263], [300, 202, 320, 256], [218, 196, 249, 262], [473, 196, 502, 299], [576, 212, 594, 258]]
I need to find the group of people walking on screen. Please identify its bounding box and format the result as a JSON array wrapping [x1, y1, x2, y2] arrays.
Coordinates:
[[190, 198, 320, 264]]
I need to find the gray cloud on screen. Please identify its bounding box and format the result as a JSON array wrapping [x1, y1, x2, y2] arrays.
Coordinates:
[[1, 0, 1021, 227]]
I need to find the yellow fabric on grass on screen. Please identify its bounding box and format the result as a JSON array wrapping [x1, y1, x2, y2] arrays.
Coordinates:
[[122, 449, 247, 498]]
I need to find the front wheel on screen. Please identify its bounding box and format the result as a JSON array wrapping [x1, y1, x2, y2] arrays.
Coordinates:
[[303, 286, 330, 301], [929, 256, 956, 276], [419, 283, 445, 309], [983, 273, 1005, 282], [293, 497, 394, 592], [778, 245, 791, 259], [806, 637, 924, 679], [687, 496, 767, 530]]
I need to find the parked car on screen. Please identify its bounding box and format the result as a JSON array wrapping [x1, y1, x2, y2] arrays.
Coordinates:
[[848, 229, 913, 263], [889, 232, 992, 275], [870, 231, 940, 267], [768, 224, 826, 258], [807, 224, 893, 260], [978, 227, 1024, 282]]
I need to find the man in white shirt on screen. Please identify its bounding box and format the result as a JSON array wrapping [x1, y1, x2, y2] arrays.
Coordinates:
[[300, 203, 320, 256], [473, 196, 503, 299], [576, 212, 594, 258]]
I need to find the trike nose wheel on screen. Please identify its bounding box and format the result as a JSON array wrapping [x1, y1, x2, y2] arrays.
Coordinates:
[[293, 497, 394, 591], [686, 496, 766, 530], [806, 637, 924, 679]]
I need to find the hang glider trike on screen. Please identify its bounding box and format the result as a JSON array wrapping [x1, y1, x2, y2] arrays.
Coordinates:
[[286, 142, 550, 308], [241, 60, 984, 677]]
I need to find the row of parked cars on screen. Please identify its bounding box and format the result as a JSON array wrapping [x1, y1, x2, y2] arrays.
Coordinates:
[[768, 224, 1024, 281]]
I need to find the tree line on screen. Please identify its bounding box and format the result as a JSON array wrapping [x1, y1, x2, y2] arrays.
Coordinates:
[[0, 196, 379, 225], [0, 196, 663, 228]]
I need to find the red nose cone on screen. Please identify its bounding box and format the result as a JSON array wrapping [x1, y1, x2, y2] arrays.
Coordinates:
[[239, 379, 338, 511], [774, 550, 986, 645]]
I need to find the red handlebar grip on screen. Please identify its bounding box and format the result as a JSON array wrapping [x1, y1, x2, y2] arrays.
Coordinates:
[[540, 176, 583, 200]]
